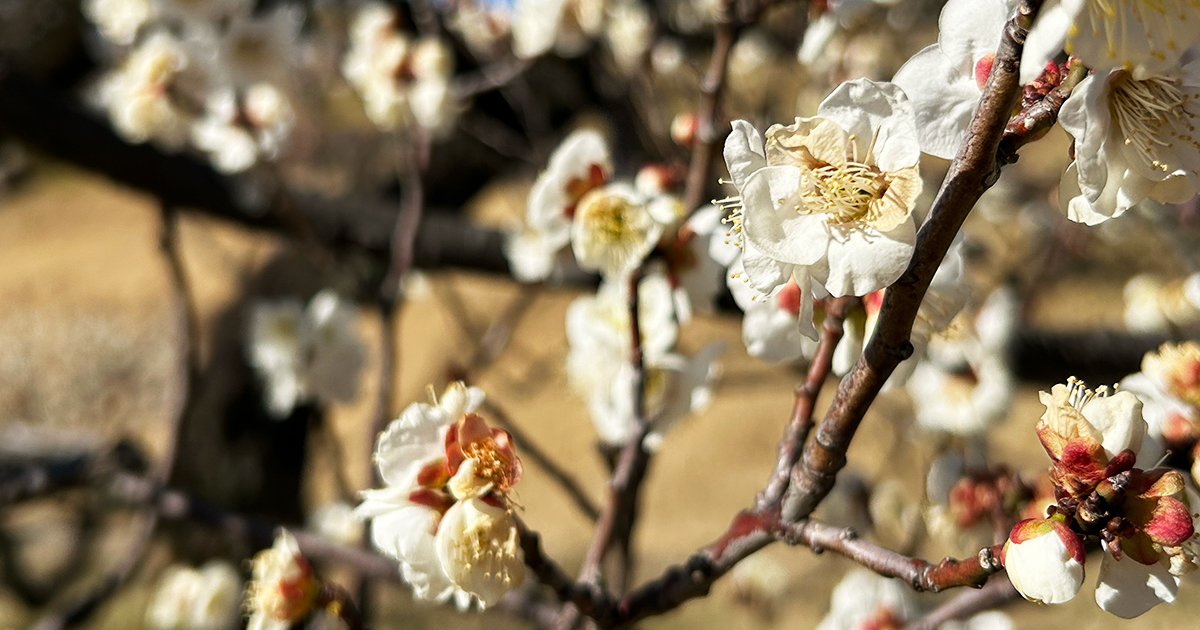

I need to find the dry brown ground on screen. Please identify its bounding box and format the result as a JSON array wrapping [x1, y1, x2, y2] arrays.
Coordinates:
[[0, 164, 1196, 630]]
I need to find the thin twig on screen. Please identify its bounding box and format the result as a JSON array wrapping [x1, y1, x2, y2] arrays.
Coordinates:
[[681, 0, 741, 216], [900, 578, 1021, 630]]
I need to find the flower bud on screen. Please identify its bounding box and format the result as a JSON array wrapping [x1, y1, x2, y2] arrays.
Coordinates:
[[1002, 518, 1086, 605]]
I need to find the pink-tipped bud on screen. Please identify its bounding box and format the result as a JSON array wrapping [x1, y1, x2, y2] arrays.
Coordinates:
[[1002, 517, 1086, 605]]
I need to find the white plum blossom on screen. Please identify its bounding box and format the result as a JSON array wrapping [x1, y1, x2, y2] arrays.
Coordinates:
[[1059, 0, 1200, 79], [721, 79, 922, 303], [356, 382, 525, 609], [94, 30, 202, 151], [1057, 58, 1200, 225], [604, 1, 653, 73], [892, 0, 1012, 159], [727, 261, 820, 363], [512, 0, 605, 59], [308, 501, 362, 547], [814, 569, 918, 630], [342, 3, 456, 133], [1123, 273, 1200, 333], [571, 182, 666, 279], [1002, 517, 1087, 604], [191, 83, 294, 173], [145, 561, 242, 630], [83, 0, 152, 45], [506, 129, 611, 282], [247, 290, 365, 418], [245, 530, 318, 630], [566, 272, 710, 446]]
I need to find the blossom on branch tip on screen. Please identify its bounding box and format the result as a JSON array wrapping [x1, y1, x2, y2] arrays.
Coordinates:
[[1002, 516, 1087, 604], [356, 383, 525, 609], [1036, 378, 1145, 496], [719, 79, 922, 302], [506, 128, 611, 282], [146, 561, 242, 630], [245, 530, 318, 630]]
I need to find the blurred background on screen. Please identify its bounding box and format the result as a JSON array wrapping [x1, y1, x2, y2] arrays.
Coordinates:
[[1, 0, 1199, 628]]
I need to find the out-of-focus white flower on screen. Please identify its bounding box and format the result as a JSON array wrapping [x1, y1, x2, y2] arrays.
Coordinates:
[[651, 37, 686, 75], [308, 502, 362, 547], [506, 129, 611, 282], [797, 12, 839, 66], [146, 561, 242, 630], [1123, 274, 1200, 334], [245, 530, 318, 630], [907, 353, 1013, 437], [1059, 0, 1200, 79], [672, 204, 734, 317], [247, 290, 365, 418], [721, 79, 922, 303], [512, 0, 605, 58], [95, 30, 200, 151], [84, 0, 152, 45], [342, 4, 456, 133], [866, 242, 970, 388], [595, 343, 723, 448], [1057, 58, 1200, 225], [1002, 517, 1086, 605], [938, 611, 1014, 630], [356, 384, 524, 609], [726, 31, 775, 109], [815, 569, 918, 630], [448, 0, 513, 55], [191, 83, 294, 173], [869, 479, 924, 551], [571, 182, 665, 279], [726, 553, 791, 612], [604, 1, 652, 73]]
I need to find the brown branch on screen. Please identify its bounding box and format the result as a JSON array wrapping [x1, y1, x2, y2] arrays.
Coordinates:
[[901, 578, 1021, 630], [782, 0, 1046, 524], [778, 521, 1004, 592], [995, 60, 1088, 171], [759, 296, 857, 509], [483, 399, 601, 522], [681, 0, 740, 215]]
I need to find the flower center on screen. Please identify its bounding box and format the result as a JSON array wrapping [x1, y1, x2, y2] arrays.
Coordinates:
[[1109, 73, 1194, 173], [1065, 376, 1112, 411], [797, 160, 886, 224], [462, 441, 516, 494]]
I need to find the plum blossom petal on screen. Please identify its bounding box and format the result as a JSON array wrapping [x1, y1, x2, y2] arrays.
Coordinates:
[[1094, 552, 1180, 619]]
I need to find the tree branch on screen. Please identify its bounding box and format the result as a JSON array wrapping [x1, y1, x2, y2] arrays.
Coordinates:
[[783, 0, 1046, 523]]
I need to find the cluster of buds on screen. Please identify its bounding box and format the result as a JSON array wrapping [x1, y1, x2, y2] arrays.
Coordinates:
[[1019, 60, 1070, 109], [1003, 378, 1199, 617]]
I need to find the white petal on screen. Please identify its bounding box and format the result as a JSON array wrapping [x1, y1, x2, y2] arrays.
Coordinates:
[[1080, 391, 1145, 459], [1020, 3, 1069, 83], [821, 218, 915, 297], [817, 79, 920, 172], [892, 45, 981, 160], [724, 120, 767, 190], [741, 166, 829, 267], [1095, 552, 1179, 619], [937, 0, 1013, 75]]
